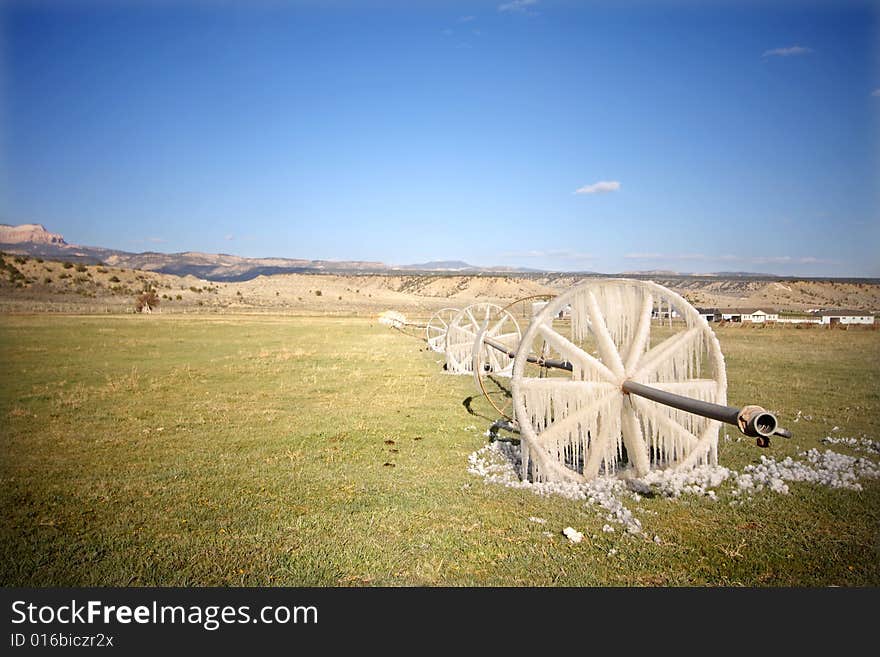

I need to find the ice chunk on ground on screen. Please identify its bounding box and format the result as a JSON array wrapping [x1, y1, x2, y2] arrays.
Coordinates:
[[563, 527, 584, 543], [467, 439, 879, 536]]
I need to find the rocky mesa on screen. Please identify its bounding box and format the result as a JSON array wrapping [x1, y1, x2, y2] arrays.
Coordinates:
[[0, 223, 67, 246]]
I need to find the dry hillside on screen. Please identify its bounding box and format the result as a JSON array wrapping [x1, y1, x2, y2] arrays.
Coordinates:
[[1, 253, 878, 317]]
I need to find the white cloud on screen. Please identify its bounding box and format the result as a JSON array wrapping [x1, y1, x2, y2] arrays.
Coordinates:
[[575, 180, 621, 195], [147, 237, 166, 244], [498, 0, 538, 13], [458, 16, 476, 23], [763, 45, 812, 57], [441, 28, 453, 36], [872, 89, 880, 97], [224, 234, 234, 241]]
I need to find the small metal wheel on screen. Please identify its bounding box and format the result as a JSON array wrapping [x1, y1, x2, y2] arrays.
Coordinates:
[[511, 278, 727, 483], [426, 308, 460, 353], [471, 294, 557, 420], [445, 303, 521, 375]]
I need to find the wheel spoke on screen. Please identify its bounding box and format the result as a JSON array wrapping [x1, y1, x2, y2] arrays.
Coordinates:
[[486, 342, 501, 372], [632, 326, 702, 379], [582, 396, 622, 479], [537, 322, 617, 383], [624, 292, 653, 374], [621, 396, 650, 476], [465, 308, 479, 330], [488, 315, 510, 336], [489, 349, 504, 372], [585, 290, 626, 378], [630, 395, 700, 448], [523, 385, 618, 447]]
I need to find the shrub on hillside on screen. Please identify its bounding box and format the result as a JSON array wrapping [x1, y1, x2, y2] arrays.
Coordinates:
[[135, 289, 160, 313]]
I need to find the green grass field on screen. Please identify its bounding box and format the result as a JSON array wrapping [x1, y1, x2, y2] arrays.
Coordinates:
[[1, 314, 878, 586]]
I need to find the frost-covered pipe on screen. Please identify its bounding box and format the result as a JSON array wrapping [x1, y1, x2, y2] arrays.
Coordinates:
[[482, 336, 573, 371], [622, 380, 781, 439]]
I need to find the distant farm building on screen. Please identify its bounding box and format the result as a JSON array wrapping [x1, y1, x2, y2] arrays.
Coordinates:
[[696, 308, 720, 322], [776, 315, 821, 325], [814, 309, 875, 326], [719, 308, 779, 323]]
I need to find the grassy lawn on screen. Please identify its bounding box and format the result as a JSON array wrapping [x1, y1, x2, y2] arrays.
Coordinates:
[[1, 314, 878, 586]]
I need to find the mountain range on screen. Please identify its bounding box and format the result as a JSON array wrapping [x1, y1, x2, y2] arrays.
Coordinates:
[[0, 224, 542, 281], [2, 222, 818, 284]]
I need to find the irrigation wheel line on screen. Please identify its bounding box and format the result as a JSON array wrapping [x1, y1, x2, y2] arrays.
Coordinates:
[[511, 278, 727, 484]]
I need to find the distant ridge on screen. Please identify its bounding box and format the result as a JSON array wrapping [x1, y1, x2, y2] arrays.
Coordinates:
[[6, 223, 857, 282], [0, 224, 539, 280], [394, 260, 541, 273], [620, 269, 778, 278], [395, 260, 478, 271]]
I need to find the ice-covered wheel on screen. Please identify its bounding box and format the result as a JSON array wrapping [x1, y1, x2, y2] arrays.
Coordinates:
[[426, 308, 460, 353], [511, 279, 727, 483], [445, 303, 520, 375]]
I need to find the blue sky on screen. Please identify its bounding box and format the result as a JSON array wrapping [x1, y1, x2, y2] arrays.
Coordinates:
[[1, 0, 878, 276]]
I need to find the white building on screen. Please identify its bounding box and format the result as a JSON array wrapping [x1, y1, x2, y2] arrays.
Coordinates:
[[776, 317, 821, 325], [696, 308, 720, 322], [816, 310, 875, 326], [719, 308, 779, 323]]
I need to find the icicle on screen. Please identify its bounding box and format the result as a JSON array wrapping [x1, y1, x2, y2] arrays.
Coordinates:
[[570, 289, 591, 344]]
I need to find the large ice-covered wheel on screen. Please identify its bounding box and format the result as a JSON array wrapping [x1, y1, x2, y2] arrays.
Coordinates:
[[511, 279, 727, 483], [445, 303, 520, 375], [426, 308, 460, 353]]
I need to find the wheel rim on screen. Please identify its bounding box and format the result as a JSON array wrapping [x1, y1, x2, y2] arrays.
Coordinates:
[[511, 279, 727, 483]]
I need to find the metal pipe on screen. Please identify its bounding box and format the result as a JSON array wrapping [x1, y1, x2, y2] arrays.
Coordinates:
[[622, 380, 779, 438], [482, 336, 573, 371], [482, 335, 789, 441]]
